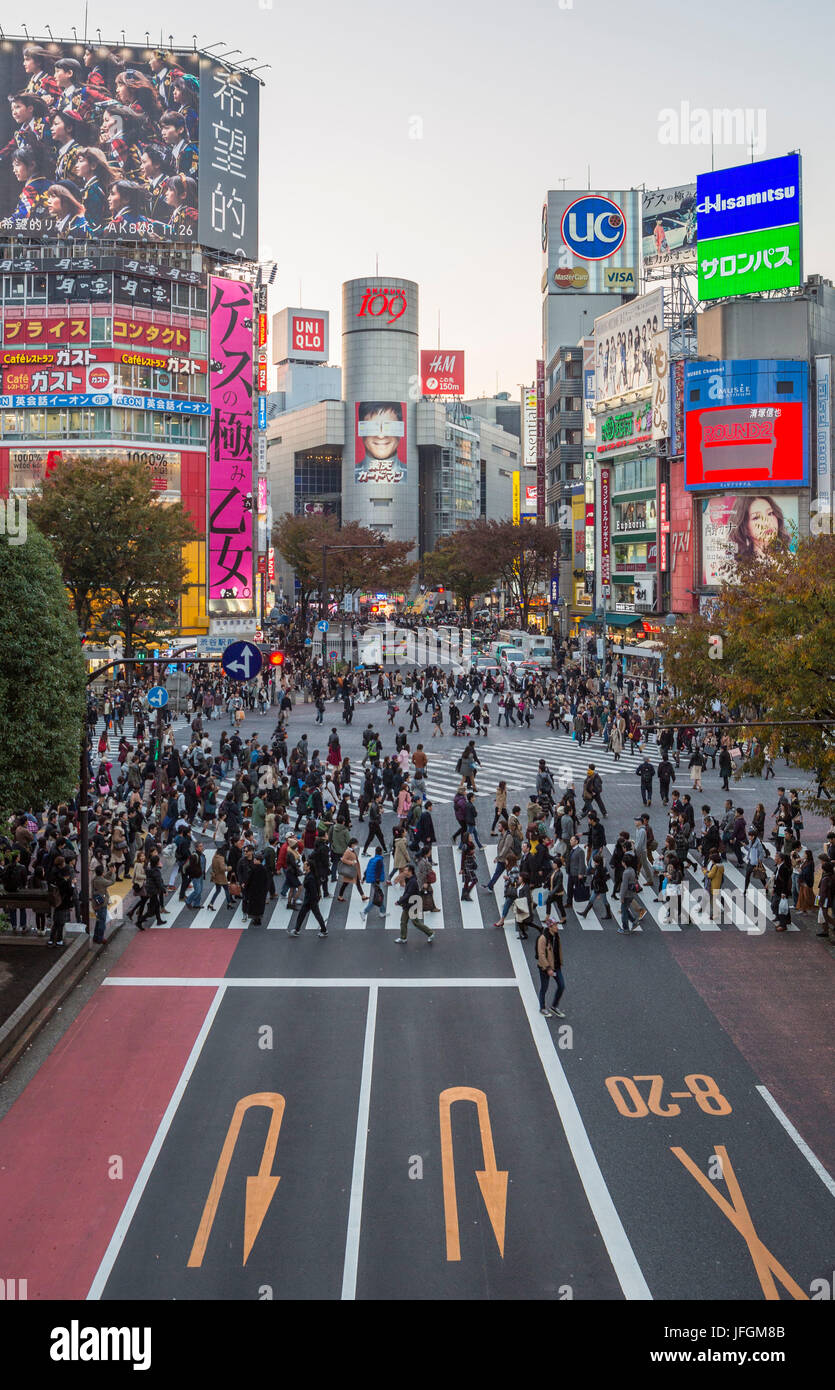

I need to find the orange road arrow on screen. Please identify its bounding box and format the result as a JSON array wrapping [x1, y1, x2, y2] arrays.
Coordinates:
[[187, 1092, 286, 1269], [439, 1087, 508, 1261]]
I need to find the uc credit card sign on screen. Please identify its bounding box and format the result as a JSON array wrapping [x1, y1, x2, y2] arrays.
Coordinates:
[[683, 359, 808, 490]]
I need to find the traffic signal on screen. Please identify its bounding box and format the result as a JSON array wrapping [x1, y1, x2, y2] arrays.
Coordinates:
[[136, 651, 146, 662], [269, 651, 285, 667]]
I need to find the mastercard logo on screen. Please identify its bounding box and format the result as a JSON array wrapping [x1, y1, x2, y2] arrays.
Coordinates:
[[553, 266, 589, 289]]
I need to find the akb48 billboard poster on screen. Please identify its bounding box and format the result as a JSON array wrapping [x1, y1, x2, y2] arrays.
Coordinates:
[[0, 38, 259, 255]]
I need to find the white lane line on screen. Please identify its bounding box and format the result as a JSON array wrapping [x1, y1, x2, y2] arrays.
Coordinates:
[[504, 932, 652, 1300], [345, 879, 371, 930], [103, 976, 520, 988], [341, 985, 378, 1300], [87, 982, 228, 1300], [755, 1085, 835, 1199]]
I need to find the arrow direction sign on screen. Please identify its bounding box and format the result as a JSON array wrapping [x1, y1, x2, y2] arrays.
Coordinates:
[[439, 1087, 508, 1261], [146, 686, 168, 708], [187, 1092, 285, 1269], [317, 620, 329, 633], [221, 641, 263, 682]]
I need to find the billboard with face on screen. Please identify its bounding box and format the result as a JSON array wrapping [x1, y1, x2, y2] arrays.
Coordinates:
[[701, 492, 800, 586], [354, 401, 406, 484], [0, 40, 258, 256]]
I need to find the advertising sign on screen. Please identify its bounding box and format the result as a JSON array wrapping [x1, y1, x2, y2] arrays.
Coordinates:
[[420, 350, 465, 397], [208, 276, 254, 612], [536, 358, 545, 519], [651, 329, 671, 441], [197, 58, 260, 260], [272, 308, 330, 364], [0, 40, 205, 245], [816, 356, 832, 514], [5, 444, 185, 496], [600, 467, 611, 585], [596, 400, 653, 455], [543, 189, 641, 295], [641, 185, 697, 266], [354, 402, 407, 484], [2, 316, 89, 345], [696, 153, 802, 300], [512, 471, 521, 524], [522, 385, 537, 465], [344, 278, 418, 339], [700, 492, 800, 586], [594, 288, 664, 407], [683, 360, 808, 490], [523, 484, 538, 513], [2, 362, 112, 395]]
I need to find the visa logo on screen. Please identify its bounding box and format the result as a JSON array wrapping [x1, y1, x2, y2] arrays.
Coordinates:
[[604, 267, 636, 289]]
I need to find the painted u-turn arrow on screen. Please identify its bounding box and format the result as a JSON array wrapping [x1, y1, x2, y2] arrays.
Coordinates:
[[439, 1087, 508, 1261], [188, 1093, 286, 1269]]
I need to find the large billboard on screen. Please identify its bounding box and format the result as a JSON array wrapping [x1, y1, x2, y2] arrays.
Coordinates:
[[207, 275, 254, 613], [522, 384, 537, 465], [420, 350, 464, 397], [354, 401, 407, 484], [543, 189, 640, 295], [0, 40, 258, 258], [696, 153, 802, 301], [642, 185, 697, 266], [2, 443, 189, 497], [701, 492, 800, 586], [683, 360, 808, 490], [594, 288, 665, 408]]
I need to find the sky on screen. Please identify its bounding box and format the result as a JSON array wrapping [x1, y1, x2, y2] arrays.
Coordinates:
[[27, 0, 835, 396]]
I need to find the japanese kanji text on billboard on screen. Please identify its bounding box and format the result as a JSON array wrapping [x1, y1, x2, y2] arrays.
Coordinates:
[[198, 58, 260, 260], [354, 402, 406, 484], [208, 276, 254, 612], [696, 153, 802, 300]]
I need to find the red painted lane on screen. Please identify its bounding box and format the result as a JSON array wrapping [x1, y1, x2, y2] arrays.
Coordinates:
[[669, 934, 835, 1177], [108, 927, 242, 978], [0, 985, 216, 1299]]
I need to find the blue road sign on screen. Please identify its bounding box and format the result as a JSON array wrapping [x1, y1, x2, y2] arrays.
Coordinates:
[[317, 620, 329, 633], [221, 640, 263, 681], [147, 686, 169, 708]]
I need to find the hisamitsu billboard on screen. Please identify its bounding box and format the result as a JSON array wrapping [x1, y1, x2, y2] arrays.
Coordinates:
[[696, 153, 801, 242]]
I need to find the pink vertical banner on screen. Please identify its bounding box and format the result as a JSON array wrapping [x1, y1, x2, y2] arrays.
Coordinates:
[[208, 275, 254, 610]]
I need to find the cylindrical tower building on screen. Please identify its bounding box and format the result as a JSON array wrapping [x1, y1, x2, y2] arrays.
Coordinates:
[[341, 276, 419, 552]]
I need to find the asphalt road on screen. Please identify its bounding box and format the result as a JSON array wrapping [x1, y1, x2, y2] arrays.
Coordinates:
[[0, 689, 832, 1302]]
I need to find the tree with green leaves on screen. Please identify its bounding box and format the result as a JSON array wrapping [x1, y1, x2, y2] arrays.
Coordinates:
[[0, 521, 86, 821], [28, 456, 196, 656], [658, 533, 835, 809], [422, 527, 500, 621]]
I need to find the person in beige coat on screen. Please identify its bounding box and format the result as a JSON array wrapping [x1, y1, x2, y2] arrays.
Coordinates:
[[208, 848, 233, 909]]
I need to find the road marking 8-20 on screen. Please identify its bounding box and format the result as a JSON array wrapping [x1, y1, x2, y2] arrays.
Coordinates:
[[605, 1074, 732, 1118]]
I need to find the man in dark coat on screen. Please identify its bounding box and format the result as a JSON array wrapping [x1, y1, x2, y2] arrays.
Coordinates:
[[244, 853, 271, 926]]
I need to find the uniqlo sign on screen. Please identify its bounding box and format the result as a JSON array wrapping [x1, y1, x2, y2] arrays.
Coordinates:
[[420, 350, 465, 397], [292, 316, 325, 354]]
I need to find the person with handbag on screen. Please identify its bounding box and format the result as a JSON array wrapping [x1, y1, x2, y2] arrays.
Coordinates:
[[795, 849, 815, 912], [492, 855, 521, 930], [415, 847, 439, 912], [395, 864, 435, 944], [336, 840, 366, 905], [460, 833, 479, 902], [512, 870, 535, 940], [125, 850, 148, 923], [536, 918, 566, 1018], [566, 837, 587, 909], [290, 859, 329, 938], [618, 855, 646, 933], [579, 853, 613, 921], [544, 855, 568, 924], [772, 852, 793, 931]]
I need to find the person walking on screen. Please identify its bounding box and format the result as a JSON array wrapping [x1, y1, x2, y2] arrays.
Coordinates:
[[361, 849, 389, 921], [618, 854, 647, 933], [772, 852, 793, 932], [718, 743, 733, 791], [688, 746, 705, 792], [566, 837, 587, 909], [743, 828, 768, 896], [415, 846, 440, 913], [580, 852, 614, 921], [137, 852, 167, 927], [184, 842, 206, 908], [635, 755, 655, 807], [245, 852, 271, 926], [536, 917, 566, 1017], [290, 859, 329, 937], [336, 839, 366, 904], [362, 795, 387, 855], [124, 850, 148, 923], [207, 847, 233, 909], [657, 753, 676, 806], [395, 863, 435, 944], [460, 833, 479, 901], [491, 780, 508, 833]]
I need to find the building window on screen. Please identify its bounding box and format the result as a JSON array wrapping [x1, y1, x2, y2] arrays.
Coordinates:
[[91, 317, 110, 342]]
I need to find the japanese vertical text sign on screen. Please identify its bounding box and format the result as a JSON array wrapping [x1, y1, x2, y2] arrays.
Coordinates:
[[199, 60, 260, 261], [536, 358, 546, 519], [208, 276, 255, 612]]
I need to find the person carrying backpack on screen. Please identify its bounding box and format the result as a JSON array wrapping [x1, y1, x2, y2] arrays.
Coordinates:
[[362, 850, 389, 921], [536, 918, 565, 1017]]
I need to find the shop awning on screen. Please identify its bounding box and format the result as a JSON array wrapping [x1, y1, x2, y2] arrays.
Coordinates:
[[604, 613, 642, 627]]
